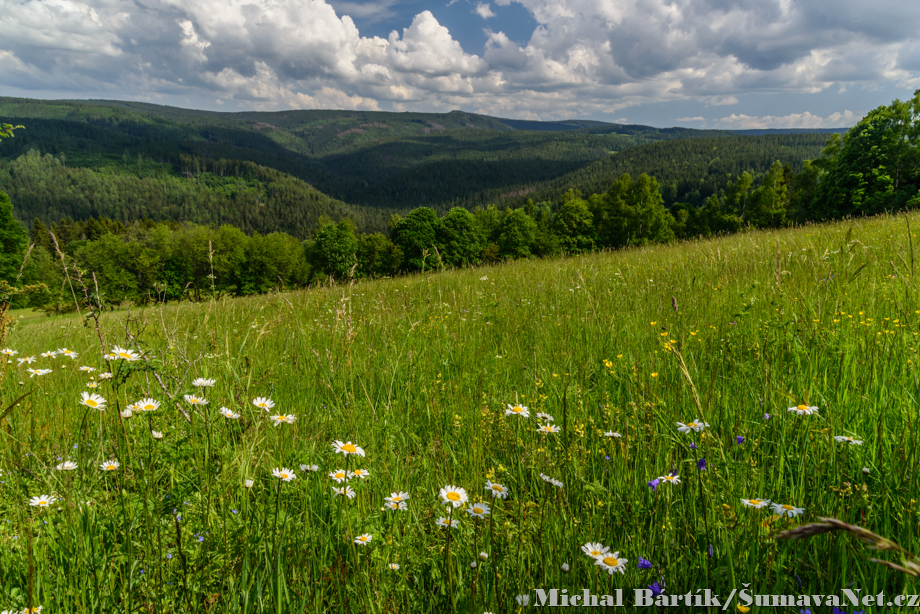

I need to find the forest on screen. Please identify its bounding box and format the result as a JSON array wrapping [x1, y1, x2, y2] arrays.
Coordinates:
[[0, 91, 916, 309]]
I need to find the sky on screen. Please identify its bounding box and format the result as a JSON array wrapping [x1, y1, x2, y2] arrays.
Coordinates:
[[1, 0, 918, 128]]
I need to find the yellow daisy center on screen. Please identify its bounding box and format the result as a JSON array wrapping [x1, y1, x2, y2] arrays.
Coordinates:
[[796, 405, 808, 410], [473, 507, 483, 514], [749, 499, 761, 505], [39, 501, 48, 506], [335, 472, 345, 478], [342, 443, 357, 453], [590, 550, 602, 556], [492, 485, 504, 492], [280, 473, 289, 479], [359, 536, 368, 542], [602, 556, 620, 567], [446, 492, 461, 501], [86, 400, 98, 407], [392, 496, 402, 502], [107, 465, 115, 470], [782, 504, 794, 510], [688, 423, 697, 427], [144, 404, 154, 410], [511, 406, 523, 413]]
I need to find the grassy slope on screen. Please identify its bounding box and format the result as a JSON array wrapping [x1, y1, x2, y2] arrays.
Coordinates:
[[0, 212, 916, 611]]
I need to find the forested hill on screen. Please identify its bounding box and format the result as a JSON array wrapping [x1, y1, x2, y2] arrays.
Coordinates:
[[0, 97, 832, 234]]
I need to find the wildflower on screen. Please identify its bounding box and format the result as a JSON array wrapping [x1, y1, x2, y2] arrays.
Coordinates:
[[55, 461, 77, 471], [537, 424, 561, 434], [100, 460, 120, 471], [17, 356, 36, 365], [349, 468, 370, 479], [300, 464, 319, 472], [439, 485, 469, 507], [333, 486, 356, 499], [647, 478, 660, 491], [272, 467, 296, 482], [561, 563, 570, 572], [57, 348, 78, 359], [40, 350, 57, 358], [637, 557, 652, 569], [111, 345, 140, 361], [834, 435, 863, 446], [80, 392, 107, 410], [504, 403, 530, 418], [479, 552, 489, 560], [470, 561, 477, 569], [595, 552, 628, 574], [604, 431, 622, 437], [244, 479, 254, 488], [269, 414, 296, 426], [658, 474, 680, 485], [484, 480, 509, 499], [219, 407, 240, 419], [389, 563, 400, 570], [648, 581, 665, 597], [862, 467, 871, 474], [192, 378, 216, 387], [354, 534, 372, 546], [788, 404, 819, 416], [384, 501, 407, 511], [28, 368, 52, 377], [516, 594, 530, 606], [763, 413, 771, 420], [771, 502, 805, 517], [0, 348, 16, 356], [677, 420, 708, 433], [536, 412, 554, 422], [329, 469, 349, 483], [735, 435, 745, 445], [252, 397, 274, 411], [738, 606, 751, 613], [98, 372, 112, 380], [148, 430, 164, 440], [581, 542, 609, 559], [466, 502, 491, 518], [741, 498, 771, 508], [184, 394, 208, 406], [86, 382, 99, 389], [78, 366, 96, 372], [120, 409, 133, 418], [332, 440, 365, 457], [385, 491, 410, 504], [133, 398, 158, 412], [697, 458, 707, 471], [29, 494, 57, 508], [104, 352, 118, 360], [436, 516, 460, 528], [539, 473, 563, 489], [689, 442, 698, 450]]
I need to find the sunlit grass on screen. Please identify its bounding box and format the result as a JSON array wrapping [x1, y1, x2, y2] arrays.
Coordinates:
[[1, 212, 919, 612]]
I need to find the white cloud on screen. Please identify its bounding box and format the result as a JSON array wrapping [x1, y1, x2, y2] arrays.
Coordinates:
[[474, 3, 496, 19], [677, 116, 705, 122], [715, 109, 861, 129]]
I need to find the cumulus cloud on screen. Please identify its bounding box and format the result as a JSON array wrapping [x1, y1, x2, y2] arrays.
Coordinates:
[[0, 0, 915, 122], [715, 109, 862, 129]]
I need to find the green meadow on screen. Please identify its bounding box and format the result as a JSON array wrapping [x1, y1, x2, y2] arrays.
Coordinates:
[[1, 212, 918, 612]]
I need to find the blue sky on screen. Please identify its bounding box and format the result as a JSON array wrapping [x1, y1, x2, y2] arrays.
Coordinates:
[[1, 0, 918, 128]]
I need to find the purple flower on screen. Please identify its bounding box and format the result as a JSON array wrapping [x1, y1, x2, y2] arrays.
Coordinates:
[[637, 558, 652, 569], [647, 478, 660, 492], [166, 554, 172, 560], [648, 581, 665, 596], [198, 536, 204, 542], [697, 458, 707, 471], [689, 442, 698, 450], [707, 544, 713, 557], [231, 509, 238, 514], [735, 435, 744, 445], [763, 413, 771, 420]]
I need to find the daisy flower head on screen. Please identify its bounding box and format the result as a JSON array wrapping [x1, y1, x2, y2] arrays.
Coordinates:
[[136, 398, 160, 412], [537, 424, 561, 434], [484, 480, 508, 499], [40, 350, 57, 358], [184, 394, 208, 406], [582, 542, 609, 559], [659, 474, 681, 485], [100, 460, 120, 472], [80, 392, 107, 410], [86, 382, 99, 389], [151, 431, 164, 440], [192, 378, 216, 387], [57, 348, 78, 359], [771, 502, 804, 518], [300, 464, 319, 472], [0, 348, 16, 356], [27, 368, 51, 378], [436, 516, 460, 529], [834, 435, 863, 446], [269, 414, 296, 426], [384, 500, 408, 511], [604, 431, 622, 438], [385, 491, 410, 504], [79, 366, 96, 373], [329, 469, 349, 483], [516, 595, 530, 606], [111, 345, 140, 361], [354, 533, 372, 546], [788, 404, 818, 416], [333, 486, 356, 499], [219, 407, 240, 420], [741, 498, 771, 508], [244, 479, 254, 488], [272, 467, 296, 482], [676, 420, 709, 433], [332, 440, 365, 457], [540, 473, 563, 489], [349, 468, 370, 479], [104, 352, 118, 361], [98, 372, 113, 380], [388, 563, 400, 570], [120, 409, 133, 419], [504, 403, 530, 418], [17, 356, 36, 365], [29, 494, 57, 508], [536, 412, 554, 422], [439, 485, 469, 508], [252, 397, 274, 411], [595, 552, 628, 575], [479, 552, 489, 561], [466, 502, 491, 518], [55, 461, 77, 471]]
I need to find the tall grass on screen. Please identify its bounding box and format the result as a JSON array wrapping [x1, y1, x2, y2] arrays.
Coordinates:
[[1, 212, 918, 612]]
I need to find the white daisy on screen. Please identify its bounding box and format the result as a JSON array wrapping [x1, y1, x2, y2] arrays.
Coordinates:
[[594, 552, 628, 575], [333, 486, 356, 499], [384, 501, 408, 511], [504, 403, 530, 418], [659, 474, 681, 485], [388, 563, 400, 570], [676, 420, 709, 433], [29, 494, 57, 508], [100, 460, 120, 471], [86, 382, 99, 389], [439, 485, 469, 508], [540, 473, 563, 489], [17, 356, 36, 365], [834, 435, 863, 446], [120, 409, 133, 418], [272, 467, 296, 482], [536, 412, 554, 422], [80, 392, 107, 410], [0, 348, 17, 356], [183, 394, 208, 406], [269, 414, 296, 426], [219, 407, 240, 419], [244, 479, 254, 488], [192, 378, 216, 387], [54, 461, 77, 471], [98, 372, 113, 380], [78, 366, 96, 373], [329, 469, 349, 483], [40, 350, 57, 358], [332, 440, 365, 457], [484, 480, 508, 499], [771, 502, 805, 517], [349, 468, 370, 479], [57, 348, 78, 359], [300, 464, 319, 472], [741, 498, 771, 508], [151, 431, 164, 440], [137, 398, 160, 412], [788, 404, 819, 416], [466, 502, 491, 518], [27, 368, 52, 378], [436, 516, 460, 528], [537, 424, 561, 434], [604, 431, 622, 438], [252, 397, 274, 411], [385, 491, 410, 504], [581, 542, 609, 559], [111, 345, 140, 361], [354, 533, 373, 546]]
